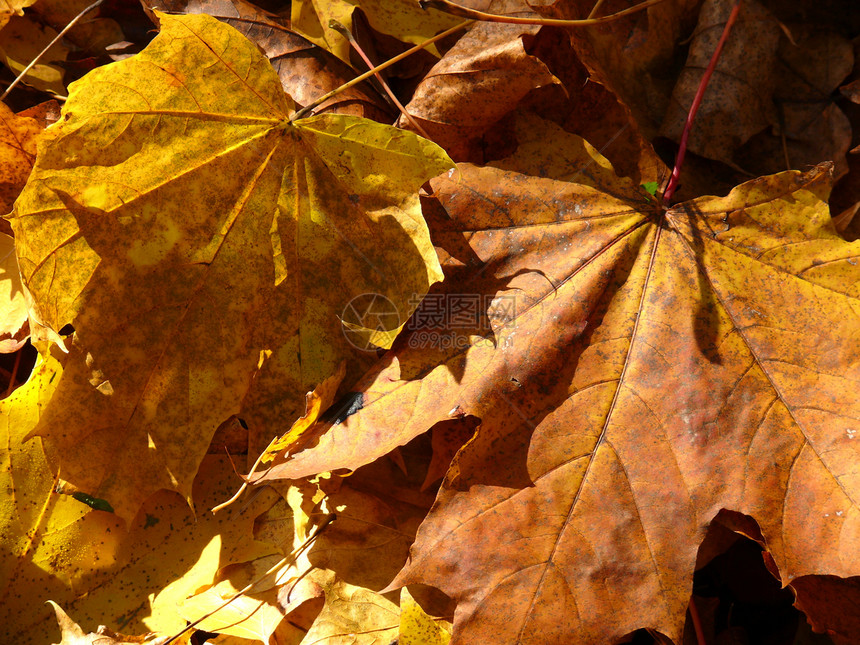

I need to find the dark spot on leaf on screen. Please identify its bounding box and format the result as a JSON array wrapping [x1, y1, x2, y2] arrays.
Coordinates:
[[71, 492, 114, 513], [143, 513, 159, 528], [320, 391, 364, 425]]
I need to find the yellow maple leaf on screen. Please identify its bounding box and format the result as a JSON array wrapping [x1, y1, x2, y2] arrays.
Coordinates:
[[7, 11, 451, 523], [400, 587, 451, 645], [0, 346, 277, 643]]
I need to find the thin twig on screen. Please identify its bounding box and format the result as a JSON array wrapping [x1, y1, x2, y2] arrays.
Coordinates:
[[0, 0, 105, 102], [587, 0, 608, 19], [662, 0, 742, 205], [420, 0, 665, 27], [290, 20, 472, 121], [329, 20, 432, 139], [162, 514, 336, 645], [210, 434, 279, 513]]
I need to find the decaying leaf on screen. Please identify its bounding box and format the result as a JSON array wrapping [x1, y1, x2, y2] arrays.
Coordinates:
[[261, 360, 346, 463], [29, 0, 125, 53], [1, 344, 276, 643], [399, 19, 558, 160], [0, 347, 124, 644], [179, 554, 305, 644], [47, 600, 190, 645], [179, 445, 438, 645], [547, 0, 701, 139], [301, 570, 401, 645], [661, 0, 780, 166], [258, 114, 860, 643], [8, 12, 451, 521], [399, 587, 451, 645], [661, 0, 854, 180], [291, 0, 464, 64], [3, 1, 859, 643], [734, 24, 854, 180]]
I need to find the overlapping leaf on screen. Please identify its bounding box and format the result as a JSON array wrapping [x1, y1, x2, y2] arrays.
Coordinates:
[[143, 0, 392, 120], [0, 0, 37, 30], [291, 0, 464, 65], [0, 100, 40, 213], [8, 12, 451, 521], [398, 18, 558, 160], [0, 346, 276, 643], [257, 114, 860, 643], [0, 14, 69, 95], [173, 436, 441, 643], [0, 231, 28, 350]]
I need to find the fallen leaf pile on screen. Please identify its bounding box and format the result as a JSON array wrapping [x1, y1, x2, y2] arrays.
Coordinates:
[[1, 1, 859, 644]]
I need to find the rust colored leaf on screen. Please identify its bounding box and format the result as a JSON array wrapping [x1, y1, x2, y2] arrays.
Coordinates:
[[548, 0, 701, 139], [259, 116, 860, 642], [520, 26, 668, 187], [400, 17, 558, 160], [792, 576, 860, 645], [734, 25, 854, 180], [422, 417, 480, 491]]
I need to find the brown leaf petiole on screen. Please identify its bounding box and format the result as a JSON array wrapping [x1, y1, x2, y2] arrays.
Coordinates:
[[328, 20, 432, 139], [661, 0, 742, 205], [210, 434, 279, 513], [290, 20, 473, 121], [421, 0, 666, 27]]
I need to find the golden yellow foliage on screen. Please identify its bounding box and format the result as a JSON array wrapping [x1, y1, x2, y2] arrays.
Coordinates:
[[8, 12, 451, 522]]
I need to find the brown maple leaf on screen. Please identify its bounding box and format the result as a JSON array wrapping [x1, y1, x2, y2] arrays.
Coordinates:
[[255, 112, 860, 643]]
